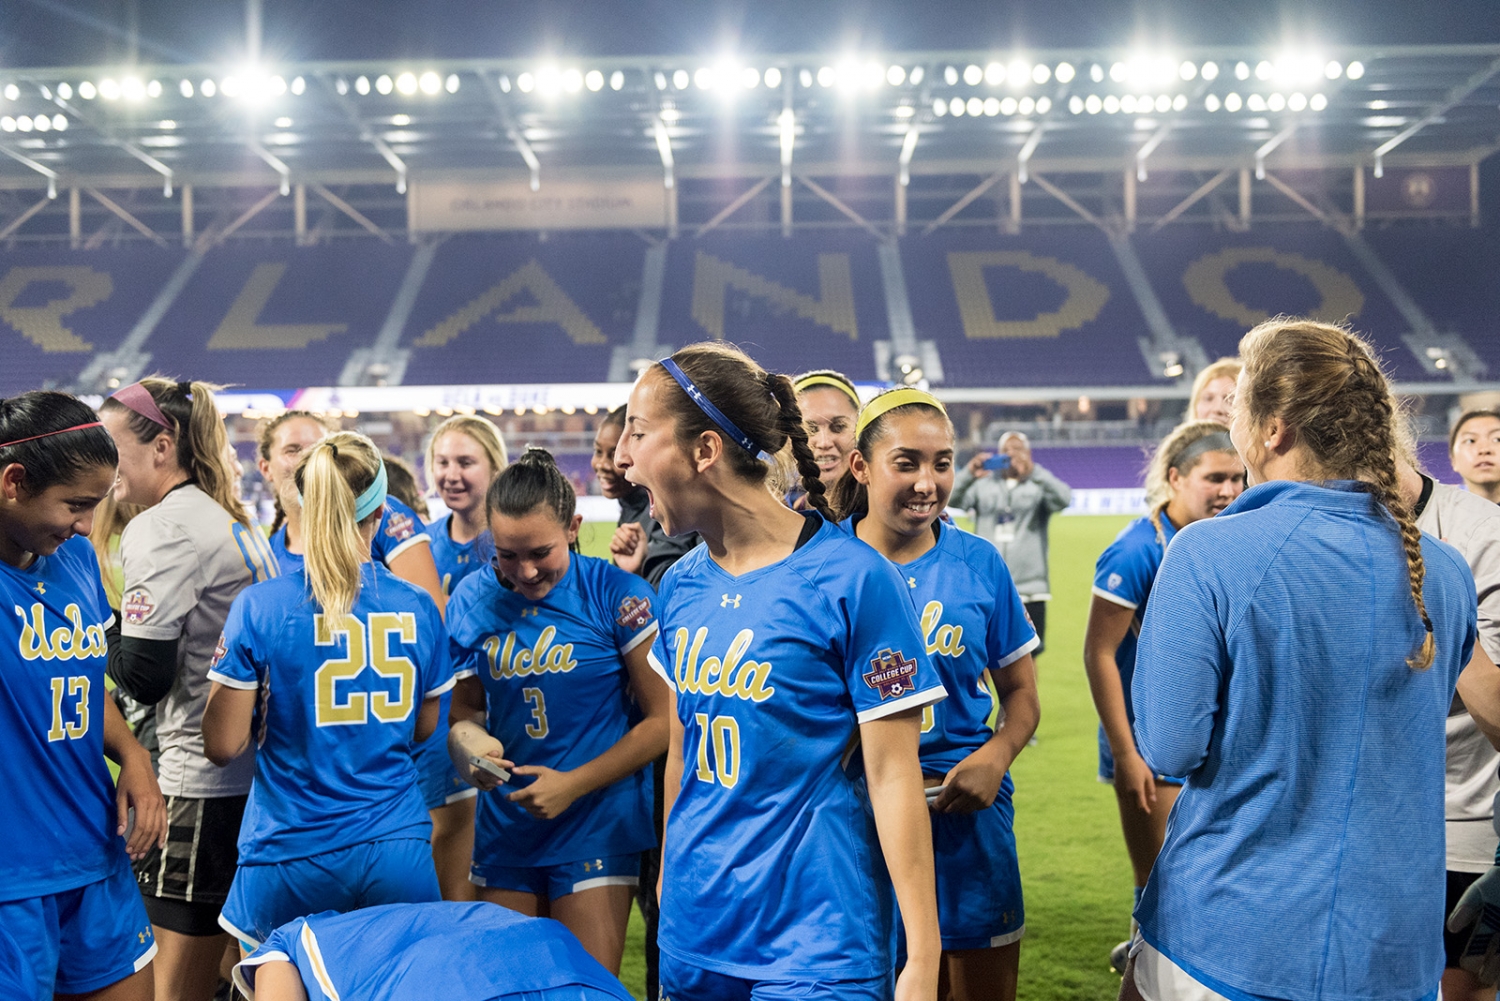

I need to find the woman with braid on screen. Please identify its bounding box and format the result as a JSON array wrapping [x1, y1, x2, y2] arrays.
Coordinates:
[[614, 343, 946, 1001], [1119, 319, 1500, 1001]]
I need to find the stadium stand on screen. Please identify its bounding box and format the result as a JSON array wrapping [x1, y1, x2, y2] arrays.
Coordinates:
[[1362, 227, 1500, 376]]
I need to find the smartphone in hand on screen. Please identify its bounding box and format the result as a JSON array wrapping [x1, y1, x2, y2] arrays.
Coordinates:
[[470, 756, 511, 784]]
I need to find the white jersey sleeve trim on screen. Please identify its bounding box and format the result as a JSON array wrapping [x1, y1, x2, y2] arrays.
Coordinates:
[[621, 621, 660, 655], [102, 612, 116, 631], [206, 670, 259, 691], [424, 674, 457, 699], [452, 666, 478, 680], [1091, 586, 1139, 609], [232, 949, 291, 1000], [994, 634, 1042, 670], [382, 533, 430, 563], [218, 913, 263, 950], [856, 684, 948, 724], [647, 647, 674, 690]]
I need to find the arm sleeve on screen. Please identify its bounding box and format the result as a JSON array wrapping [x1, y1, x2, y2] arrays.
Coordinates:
[[105, 624, 180, 705], [1091, 529, 1157, 610], [837, 558, 947, 723], [1460, 514, 1500, 664], [1131, 537, 1227, 777], [1031, 465, 1073, 513], [985, 556, 1040, 669], [204, 592, 262, 691], [118, 516, 203, 641], [373, 497, 432, 564]]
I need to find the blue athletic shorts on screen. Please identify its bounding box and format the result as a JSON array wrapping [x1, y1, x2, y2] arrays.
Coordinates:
[[0, 861, 156, 999], [1097, 724, 1185, 787], [414, 724, 478, 811], [219, 838, 440, 949], [660, 952, 892, 1001], [471, 853, 640, 900], [896, 791, 1024, 955]]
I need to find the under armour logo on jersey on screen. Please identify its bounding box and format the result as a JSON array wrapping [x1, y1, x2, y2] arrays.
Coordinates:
[[33, 582, 45, 595], [582, 858, 604, 873], [720, 593, 742, 608], [520, 606, 540, 618], [864, 648, 918, 700], [907, 577, 917, 589]]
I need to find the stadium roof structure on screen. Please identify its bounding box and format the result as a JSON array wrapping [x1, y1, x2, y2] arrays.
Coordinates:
[[0, 44, 1498, 242]]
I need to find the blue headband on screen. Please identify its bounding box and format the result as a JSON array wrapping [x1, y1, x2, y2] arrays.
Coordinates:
[[298, 458, 388, 522], [659, 358, 772, 462]]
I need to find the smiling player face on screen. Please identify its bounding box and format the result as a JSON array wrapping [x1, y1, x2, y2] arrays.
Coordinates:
[[0, 462, 116, 564], [798, 387, 859, 489], [259, 417, 327, 510], [591, 421, 633, 500], [488, 506, 580, 601], [430, 430, 496, 518], [855, 410, 955, 541]]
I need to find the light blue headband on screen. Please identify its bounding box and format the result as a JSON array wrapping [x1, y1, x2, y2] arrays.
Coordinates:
[[298, 457, 387, 522]]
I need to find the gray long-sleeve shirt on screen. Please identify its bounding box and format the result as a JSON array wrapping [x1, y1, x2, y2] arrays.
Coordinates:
[[950, 463, 1072, 599]]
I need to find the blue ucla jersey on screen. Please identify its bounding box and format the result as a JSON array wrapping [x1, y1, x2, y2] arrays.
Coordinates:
[[1092, 513, 1175, 723], [269, 495, 431, 576], [207, 562, 454, 865], [848, 518, 1038, 776], [1, 537, 123, 901], [235, 902, 635, 1001], [447, 554, 660, 867], [428, 513, 493, 599], [650, 516, 947, 979]]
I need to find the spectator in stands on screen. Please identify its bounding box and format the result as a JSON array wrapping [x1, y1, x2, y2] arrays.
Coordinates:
[[953, 431, 1071, 653], [1188, 358, 1241, 425], [1452, 410, 1500, 504]]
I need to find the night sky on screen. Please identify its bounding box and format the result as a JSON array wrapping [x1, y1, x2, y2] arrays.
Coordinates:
[[5, 0, 1500, 68]]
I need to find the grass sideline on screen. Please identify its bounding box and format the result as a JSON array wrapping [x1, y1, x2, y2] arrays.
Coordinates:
[[580, 515, 1137, 1000]]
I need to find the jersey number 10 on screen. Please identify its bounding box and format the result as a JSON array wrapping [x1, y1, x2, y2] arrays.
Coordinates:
[[313, 612, 418, 728], [693, 713, 741, 789]]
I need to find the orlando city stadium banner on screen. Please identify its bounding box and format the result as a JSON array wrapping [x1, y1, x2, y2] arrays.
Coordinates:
[[409, 176, 668, 231]]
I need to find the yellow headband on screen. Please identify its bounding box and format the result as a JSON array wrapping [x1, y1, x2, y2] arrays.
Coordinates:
[[794, 374, 861, 410], [855, 388, 947, 438]]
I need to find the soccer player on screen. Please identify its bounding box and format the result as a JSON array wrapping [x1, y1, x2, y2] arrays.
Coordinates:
[[835, 387, 1040, 1001], [1187, 358, 1240, 425], [1, 391, 167, 1001], [446, 447, 669, 975], [1451, 410, 1500, 504], [1084, 421, 1245, 972], [202, 432, 450, 951], [793, 369, 861, 500], [256, 411, 444, 608], [231, 902, 635, 1001], [100, 378, 279, 999], [613, 342, 947, 1001], [423, 415, 509, 899], [1122, 319, 1500, 1001]]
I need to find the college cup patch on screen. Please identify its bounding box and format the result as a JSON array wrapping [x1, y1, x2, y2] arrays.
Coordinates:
[[616, 595, 653, 630], [384, 510, 416, 542], [209, 633, 228, 670], [864, 648, 918, 700], [122, 588, 156, 626]]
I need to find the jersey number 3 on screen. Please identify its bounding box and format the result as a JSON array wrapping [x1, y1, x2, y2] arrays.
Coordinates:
[[313, 612, 418, 728]]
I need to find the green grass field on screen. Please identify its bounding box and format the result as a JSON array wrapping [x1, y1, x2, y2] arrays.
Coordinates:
[[579, 514, 1137, 1000]]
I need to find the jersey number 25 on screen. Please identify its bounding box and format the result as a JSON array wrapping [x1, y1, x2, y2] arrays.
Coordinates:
[[313, 612, 418, 728]]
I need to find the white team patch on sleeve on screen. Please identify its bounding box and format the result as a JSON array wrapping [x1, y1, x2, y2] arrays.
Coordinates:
[[122, 588, 156, 626], [1107, 572, 1123, 591]]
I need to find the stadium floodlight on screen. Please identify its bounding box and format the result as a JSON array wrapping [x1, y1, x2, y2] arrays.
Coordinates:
[[932, 97, 947, 116], [610, 70, 625, 90], [863, 61, 884, 88], [1121, 95, 1137, 113], [742, 67, 760, 88], [158, 119, 176, 129], [949, 96, 964, 116], [658, 106, 679, 122], [909, 66, 925, 84], [778, 108, 795, 182], [1255, 61, 1273, 80], [0, 117, 13, 132], [202, 78, 218, 97], [888, 64, 907, 86], [16, 115, 31, 131], [1069, 95, 1084, 113], [764, 67, 782, 88], [1201, 61, 1220, 80], [446, 74, 460, 93], [1009, 60, 1031, 86], [673, 69, 689, 89], [1154, 94, 1169, 112], [798, 68, 812, 88], [836, 61, 861, 91], [3, 84, 18, 101], [269, 75, 287, 96], [817, 66, 835, 87], [584, 69, 604, 91], [353, 75, 369, 94], [1325, 61, 1343, 79], [420, 71, 442, 94], [149, 79, 164, 98], [274, 116, 293, 127], [563, 68, 584, 93], [516, 72, 534, 93], [1172, 93, 1187, 111], [80, 81, 97, 99], [391, 113, 410, 125], [983, 97, 1000, 116], [33, 115, 50, 132], [1310, 92, 1327, 110], [1346, 60, 1364, 79], [1090, 63, 1105, 82], [1110, 62, 1127, 82], [57, 82, 72, 99], [944, 65, 958, 86], [1055, 62, 1076, 83], [292, 76, 306, 95], [1019, 96, 1035, 114], [1235, 61, 1250, 80], [1267, 92, 1286, 111], [694, 67, 712, 90], [964, 64, 983, 86], [1247, 93, 1266, 111], [895, 104, 915, 117], [1205, 93, 1221, 111], [1033, 64, 1051, 84], [396, 72, 417, 94], [1224, 92, 1242, 111], [1180, 61, 1197, 81], [1288, 92, 1307, 111], [376, 74, 394, 95], [966, 96, 983, 116], [1103, 94, 1120, 113], [1085, 93, 1102, 113], [121, 76, 144, 100], [1037, 95, 1052, 113], [99, 78, 120, 100]]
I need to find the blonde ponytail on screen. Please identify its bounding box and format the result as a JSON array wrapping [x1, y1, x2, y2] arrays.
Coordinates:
[[295, 432, 383, 620]]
